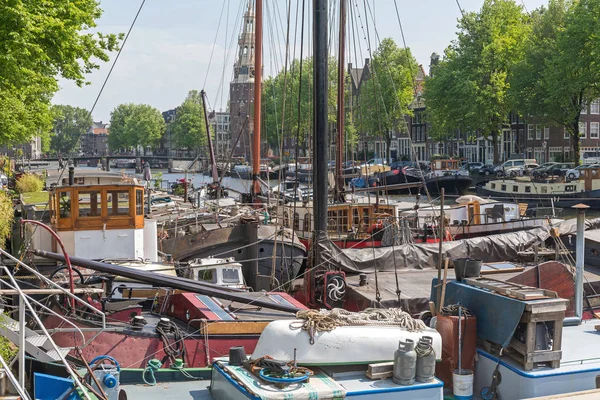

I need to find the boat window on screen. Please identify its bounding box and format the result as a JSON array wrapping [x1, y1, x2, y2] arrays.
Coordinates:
[[58, 191, 71, 218], [328, 209, 339, 232], [303, 213, 312, 232], [525, 186, 531, 193], [293, 212, 300, 231], [491, 183, 496, 189], [107, 190, 130, 216], [199, 269, 216, 283], [353, 207, 359, 226], [501, 184, 507, 191], [78, 191, 101, 217], [541, 187, 548, 194], [513, 185, 518, 192], [221, 268, 241, 284], [136, 190, 143, 215]]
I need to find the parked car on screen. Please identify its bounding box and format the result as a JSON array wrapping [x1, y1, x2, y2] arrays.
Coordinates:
[[505, 163, 539, 177], [495, 159, 537, 176], [461, 162, 484, 172], [565, 164, 600, 180], [533, 162, 574, 178], [362, 158, 388, 166], [478, 165, 498, 176]]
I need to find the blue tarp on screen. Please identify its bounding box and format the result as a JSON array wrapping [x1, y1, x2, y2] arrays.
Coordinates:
[[431, 280, 526, 347]]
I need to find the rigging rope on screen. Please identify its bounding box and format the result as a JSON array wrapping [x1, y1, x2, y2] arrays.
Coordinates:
[[293, 308, 427, 332]]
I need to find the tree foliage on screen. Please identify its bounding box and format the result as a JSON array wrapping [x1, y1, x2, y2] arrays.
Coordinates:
[[170, 90, 208, 151], [49, 105, 92, 155], [0, 0, 121, 146], [509, 0, 600, 164], [262, 57, 353, 156], [357, 38, 419, 161], [108, 104, 165, 153], [425, 0, 530, 163]]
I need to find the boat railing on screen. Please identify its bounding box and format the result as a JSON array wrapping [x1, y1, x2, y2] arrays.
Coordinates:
[[0, 265, 93, 399], [0, 353, 30, 400], [0, 248, 106, 330]]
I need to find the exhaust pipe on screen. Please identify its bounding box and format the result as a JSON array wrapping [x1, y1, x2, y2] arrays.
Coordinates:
[[68, 165, 74, 186], [564, 203, 589, 326]]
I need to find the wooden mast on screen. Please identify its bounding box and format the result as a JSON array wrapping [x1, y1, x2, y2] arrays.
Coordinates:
[[201, 90, 218, 184], [252, 0, 263, 198], [335, 0, 347, 202]]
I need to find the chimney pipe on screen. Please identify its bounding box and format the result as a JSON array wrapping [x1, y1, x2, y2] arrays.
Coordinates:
[[564, 203, 589, 326], [68, 165, 74, 186]]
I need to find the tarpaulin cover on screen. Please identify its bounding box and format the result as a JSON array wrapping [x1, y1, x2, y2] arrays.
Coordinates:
[[332, 218, 600, 273], [431, 280, 525, 347]]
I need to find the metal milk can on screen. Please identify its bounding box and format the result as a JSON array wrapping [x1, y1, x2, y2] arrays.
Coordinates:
[[393, 339, 417, 385], [416, 336, 436, 383]]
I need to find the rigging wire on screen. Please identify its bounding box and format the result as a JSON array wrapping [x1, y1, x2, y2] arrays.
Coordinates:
[[202, 1, 227, 90]]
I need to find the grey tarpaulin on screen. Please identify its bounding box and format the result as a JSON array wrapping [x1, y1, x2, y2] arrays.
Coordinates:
[[329, 218, 600, 273]]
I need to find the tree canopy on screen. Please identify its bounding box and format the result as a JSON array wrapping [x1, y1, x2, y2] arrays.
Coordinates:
[[170, 90, 209, 152], [108, 104, 165, 153], [357, 38, 419, 162], [424, 0, 530, 163], [509, 0, 600, 164], [0, 0, 121, 147], [49, 105, 92, 156]]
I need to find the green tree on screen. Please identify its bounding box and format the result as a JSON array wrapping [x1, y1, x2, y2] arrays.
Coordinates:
[[108, 104, 165, 154], [0, 1, 121, 146], [425, 0, 530, 164], [262, 57, 340, 156], [358, 38, 419, 162], [49, 105, 92, 155], [509, 0, 600, 164], [170, 90, 208, 152]]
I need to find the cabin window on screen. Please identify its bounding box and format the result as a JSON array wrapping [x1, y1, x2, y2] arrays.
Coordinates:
[[199, 269, 216, 283], [222, 268, 240, 284], [513, 185, 518, 192], [303, 213, 312, 232], [541, 187, 548, 194], [58, 191, 71, 218], [525, 186, 531, 193], [501, 184, 507, 191], [328, 210, 339, 232], [491, 183, 496, 190], [107, 190, 130, 216], [293, 212, 300, 231], [78, 191, 101, 217], [136, 190, 143, 215], [353, 208, 360, 226]]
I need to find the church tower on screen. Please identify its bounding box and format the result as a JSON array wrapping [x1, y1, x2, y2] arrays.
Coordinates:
[[229, 1, 256, 157]]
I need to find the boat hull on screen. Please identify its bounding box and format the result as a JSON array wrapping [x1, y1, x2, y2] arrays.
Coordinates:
[[425, 175, 472, 195], [477, 186, 600, 209]]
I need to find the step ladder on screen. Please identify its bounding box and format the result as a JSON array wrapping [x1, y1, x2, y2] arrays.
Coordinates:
[[464, 277, 558, 300], [0, 310, 73, 362]]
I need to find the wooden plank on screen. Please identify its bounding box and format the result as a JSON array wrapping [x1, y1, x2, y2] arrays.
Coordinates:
[[527, 350, 562, 363], [204, 321, 270, 335], [439, 258, 449, 314], [366, 370, 393, 380], [367, 362, 394, 375]]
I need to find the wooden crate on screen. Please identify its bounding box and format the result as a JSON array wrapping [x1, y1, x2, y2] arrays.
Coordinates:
[[507, 298, 568, 371]]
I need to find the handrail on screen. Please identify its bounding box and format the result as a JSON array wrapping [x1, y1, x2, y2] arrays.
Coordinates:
[[21, 220, 75, 307], [0, 270, 86, 345], [0, 353, 31, 400], [0, 248, 106, 326], [0, 266, 92, 399]]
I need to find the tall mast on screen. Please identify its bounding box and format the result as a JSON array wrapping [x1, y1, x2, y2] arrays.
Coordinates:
[[313, 0, 328, 240], [335, 0, 347, 202], [201, 90, 218, 184], [252, 0, 263, 198]]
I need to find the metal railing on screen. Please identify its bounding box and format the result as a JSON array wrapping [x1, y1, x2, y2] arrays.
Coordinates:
[[0, 265, 92, 399]]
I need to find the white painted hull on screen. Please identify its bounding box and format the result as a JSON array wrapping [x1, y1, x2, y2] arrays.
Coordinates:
[[251, 320, 442, 365]]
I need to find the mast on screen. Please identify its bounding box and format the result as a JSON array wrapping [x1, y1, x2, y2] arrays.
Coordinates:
[[201, 90, 218, 184], [335, 0, 346, 202], [313, 0, 328, 241], [252, 0, 263, 198]]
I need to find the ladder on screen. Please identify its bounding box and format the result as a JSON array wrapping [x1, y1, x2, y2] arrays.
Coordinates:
[[464, 277, 558, 300]]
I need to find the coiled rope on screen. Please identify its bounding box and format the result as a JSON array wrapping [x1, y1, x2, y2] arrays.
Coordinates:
[[293, 308, 427, 334]]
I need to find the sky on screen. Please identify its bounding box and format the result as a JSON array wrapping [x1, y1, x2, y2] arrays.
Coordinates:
[[53, 0, 548, 123]]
